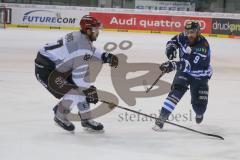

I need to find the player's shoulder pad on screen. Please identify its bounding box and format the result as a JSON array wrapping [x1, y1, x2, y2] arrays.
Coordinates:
[[65, 32, 75, 43], [171, 34, 178, 40], [179, 32, 185, 37], [178, 32, 187, 41], [170, 32, 184, 44], [199, 35, 209, 47]]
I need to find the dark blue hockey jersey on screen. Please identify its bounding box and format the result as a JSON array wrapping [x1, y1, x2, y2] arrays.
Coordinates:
[[167, 32, 212, 78]]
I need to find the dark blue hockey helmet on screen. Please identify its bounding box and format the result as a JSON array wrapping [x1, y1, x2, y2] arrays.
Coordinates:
[[184, 21, 200, 31]]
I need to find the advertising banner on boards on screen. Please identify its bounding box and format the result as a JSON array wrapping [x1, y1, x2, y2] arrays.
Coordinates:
[[2, 3, 240, 38], [90, 12, 212, 34], [212, 18, 240, 36]]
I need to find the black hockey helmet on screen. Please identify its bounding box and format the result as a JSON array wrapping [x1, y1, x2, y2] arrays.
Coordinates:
[[184, 21, 200, 31]]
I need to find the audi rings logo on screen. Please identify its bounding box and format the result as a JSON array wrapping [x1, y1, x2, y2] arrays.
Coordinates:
[[184, 19, 206, 30]]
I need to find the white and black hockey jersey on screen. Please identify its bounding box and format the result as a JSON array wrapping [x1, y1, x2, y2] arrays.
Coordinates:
[[38, 31, 103, 89]]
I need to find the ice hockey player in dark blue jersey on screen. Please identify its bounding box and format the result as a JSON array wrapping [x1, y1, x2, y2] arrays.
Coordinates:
[[153, 21, 212, 130]]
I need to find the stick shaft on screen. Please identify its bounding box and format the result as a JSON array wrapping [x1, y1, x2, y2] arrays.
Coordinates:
[[100, 100, 224, 140], [146, 72, 165, 93]]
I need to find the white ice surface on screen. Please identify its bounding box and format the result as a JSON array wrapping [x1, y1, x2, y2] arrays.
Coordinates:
[[0, 28, 240, 160]]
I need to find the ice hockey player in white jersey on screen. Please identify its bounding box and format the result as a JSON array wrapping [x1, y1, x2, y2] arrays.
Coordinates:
[[34, 15, 118, 132]]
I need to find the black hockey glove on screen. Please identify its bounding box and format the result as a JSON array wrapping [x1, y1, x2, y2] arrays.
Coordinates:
[[83, 86, 98, 104], [159, 61, 177, 73], [101, 52, 118, 68], [165, 43, 177, 60]]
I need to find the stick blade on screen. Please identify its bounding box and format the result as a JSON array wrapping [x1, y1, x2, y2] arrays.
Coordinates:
[[206, 133, 224, 140]]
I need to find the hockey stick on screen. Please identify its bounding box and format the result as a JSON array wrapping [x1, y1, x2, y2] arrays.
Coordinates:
[[100, 100, 224, 140], [143, 71, 165, 93]]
